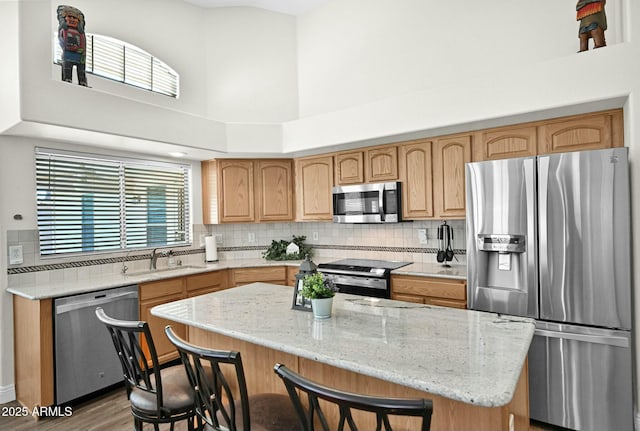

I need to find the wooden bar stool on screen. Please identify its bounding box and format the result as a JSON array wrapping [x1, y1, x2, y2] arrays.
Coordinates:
[[274, 363, 433, 431], [165, 325, 301, 431], [95, 307, 198, 431]]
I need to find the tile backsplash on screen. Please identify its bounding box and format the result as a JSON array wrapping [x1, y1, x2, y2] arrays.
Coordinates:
[[7, 221, 465, 286]]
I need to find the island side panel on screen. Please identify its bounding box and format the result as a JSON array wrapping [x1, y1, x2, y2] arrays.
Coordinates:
[[189, 327, 299, 396], [13, 295, 54, 410], [188, 327, 529, 431]]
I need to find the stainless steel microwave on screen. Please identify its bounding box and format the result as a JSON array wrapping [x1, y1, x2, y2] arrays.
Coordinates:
[[332, 182, 401, 223]]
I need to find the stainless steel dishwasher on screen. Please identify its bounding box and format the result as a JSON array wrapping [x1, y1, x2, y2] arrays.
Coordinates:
[[54, 285, 138, 405]]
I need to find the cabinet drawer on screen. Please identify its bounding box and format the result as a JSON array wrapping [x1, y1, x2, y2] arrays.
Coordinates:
[[186, 271, 227, 292], [232, 266, 287, 286], [391, 275, 466, 301], [139, 278, 185, 301]]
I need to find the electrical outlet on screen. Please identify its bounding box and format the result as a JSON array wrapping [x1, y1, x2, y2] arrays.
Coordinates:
[[9, 245, 23, 265], [313, 231, 319, 241], [418, 229, 428, 244], [214, 234, 223, 245], [248, 232, 256, 243], [199, 234, 207, 247]]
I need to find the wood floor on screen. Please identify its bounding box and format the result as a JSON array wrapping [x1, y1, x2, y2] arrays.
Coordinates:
[[0, 387, 570, 431]]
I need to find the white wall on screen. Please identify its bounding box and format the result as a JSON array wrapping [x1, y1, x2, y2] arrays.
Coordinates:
[[0, 1, 20, 133], [285, 0, 629, 152], [204, 7, 298, 123], [0, 136, 205, 399], [16, 0, 226, 152]]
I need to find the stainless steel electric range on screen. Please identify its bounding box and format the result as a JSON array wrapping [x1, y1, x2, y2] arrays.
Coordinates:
[[317, 259, 412, 298]]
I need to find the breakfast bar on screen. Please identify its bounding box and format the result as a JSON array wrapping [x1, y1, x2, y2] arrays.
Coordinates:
[[151, 282, 535, 431]]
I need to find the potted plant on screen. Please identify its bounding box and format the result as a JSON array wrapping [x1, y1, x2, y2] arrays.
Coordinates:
[[301, 272, 338, 319]]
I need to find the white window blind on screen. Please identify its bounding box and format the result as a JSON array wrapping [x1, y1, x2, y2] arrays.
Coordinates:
[[54, 33, 179, 98], [36, 148, 190, 256]]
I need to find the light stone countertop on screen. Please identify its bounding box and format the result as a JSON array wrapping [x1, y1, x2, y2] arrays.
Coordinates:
[[6, 258, 303, 300], [391, 262, 466, 280], [151, 283, 533, 408], [7, 257, 467, 300]]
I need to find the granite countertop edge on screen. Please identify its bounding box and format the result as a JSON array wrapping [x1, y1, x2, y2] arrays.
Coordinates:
[[151, 284, 533, 408], [7, 258, 467, 300]]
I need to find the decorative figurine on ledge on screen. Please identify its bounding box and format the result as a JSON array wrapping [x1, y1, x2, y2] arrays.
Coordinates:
[[576, 0, 607, 52], [57, 5, 88, 86]]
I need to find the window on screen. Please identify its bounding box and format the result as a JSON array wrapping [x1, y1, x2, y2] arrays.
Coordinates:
[[54, 33, 179, 98], [36, 148, 190, 256]]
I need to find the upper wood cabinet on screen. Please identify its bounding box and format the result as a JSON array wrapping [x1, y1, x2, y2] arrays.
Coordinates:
[[217, 159, 255, 223], [295, 155, 334, 221], [398, 140, 433, 219], [255, 160, 294, 222], [202, 159, 294, 223], [433, 135, 471, 219], [365, 146, 398, 182], [538, 110, 622, 154], [334, 151, 364, 185], [474, 125, 537, 161]]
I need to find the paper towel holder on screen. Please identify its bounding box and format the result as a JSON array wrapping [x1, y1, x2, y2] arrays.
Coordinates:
[[205, 235, 219, 262]]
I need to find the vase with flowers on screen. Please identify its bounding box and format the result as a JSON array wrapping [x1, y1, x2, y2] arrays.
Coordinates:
[[301, 272, 338, 319]]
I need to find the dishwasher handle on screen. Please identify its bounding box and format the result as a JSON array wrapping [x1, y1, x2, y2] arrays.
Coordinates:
[[55, 291, 138, 315]]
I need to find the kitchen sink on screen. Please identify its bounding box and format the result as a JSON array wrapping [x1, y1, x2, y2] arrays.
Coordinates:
[[124, 265, 206, 276]]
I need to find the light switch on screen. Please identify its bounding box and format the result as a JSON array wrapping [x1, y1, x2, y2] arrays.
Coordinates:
[[9, 245, 23, 265]]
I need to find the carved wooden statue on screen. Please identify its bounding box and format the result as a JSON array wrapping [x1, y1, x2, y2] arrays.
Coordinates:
[[57, 5, 87, 85], [577, 0, 607, 52]]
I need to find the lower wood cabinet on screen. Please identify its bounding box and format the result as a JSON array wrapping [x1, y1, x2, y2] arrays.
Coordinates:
[[286, 266, 299, 286], [186, 270, 229, 298], [139, 278, 187, 365], [230, 266, 287, 287], [391, 275, 467, 309]]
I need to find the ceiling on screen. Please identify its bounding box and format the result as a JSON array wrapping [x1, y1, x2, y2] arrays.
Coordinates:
[[182, 0, 328, 15]]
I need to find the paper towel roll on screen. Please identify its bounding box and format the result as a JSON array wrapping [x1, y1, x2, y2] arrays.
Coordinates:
[[205, 236, 218, 262]]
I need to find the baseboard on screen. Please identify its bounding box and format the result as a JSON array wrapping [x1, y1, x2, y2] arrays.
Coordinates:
[[0, 384, 15, 404]]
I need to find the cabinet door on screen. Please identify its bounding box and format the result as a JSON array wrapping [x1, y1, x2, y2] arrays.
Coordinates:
[[201, 160, 218, 224], [186, 270, 228, 296], [231, 266, 287, 287], [295, 156, 334, 221], [398, 140, 433, 219], [140, 295, 186, 365], [538, 111, 616, 154], [391, 275, 467, 308], [139, 278, 187, 365], [365, 146, 398, 182], [474, 125, 537, 161], [256, 160, 294, 221], [218, 160, 255, 223], [334, 151, 364, 185], [433, 135, 471, 219]]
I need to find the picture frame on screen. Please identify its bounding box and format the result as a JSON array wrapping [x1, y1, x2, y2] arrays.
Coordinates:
[[291, 278, 312, 312]]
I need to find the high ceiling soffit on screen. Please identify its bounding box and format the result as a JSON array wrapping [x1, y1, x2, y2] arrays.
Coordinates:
[[182, 0, 327, 15]]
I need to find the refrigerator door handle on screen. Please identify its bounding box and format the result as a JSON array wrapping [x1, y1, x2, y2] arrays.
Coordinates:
[[535, 328, 629, 348], [537, 156, 549, 289]]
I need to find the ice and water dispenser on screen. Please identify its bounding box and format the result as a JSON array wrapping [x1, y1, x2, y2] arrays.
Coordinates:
[[471, 233, 535, 317]]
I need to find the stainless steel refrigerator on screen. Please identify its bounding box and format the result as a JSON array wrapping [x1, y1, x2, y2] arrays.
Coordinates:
[[466, 148, 633, 431]]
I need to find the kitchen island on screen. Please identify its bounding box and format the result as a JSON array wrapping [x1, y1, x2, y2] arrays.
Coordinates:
[[152, 283, 534, 431]]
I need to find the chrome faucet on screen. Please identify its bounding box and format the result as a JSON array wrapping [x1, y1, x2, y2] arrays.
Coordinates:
[[150, 248, 160, 270]]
